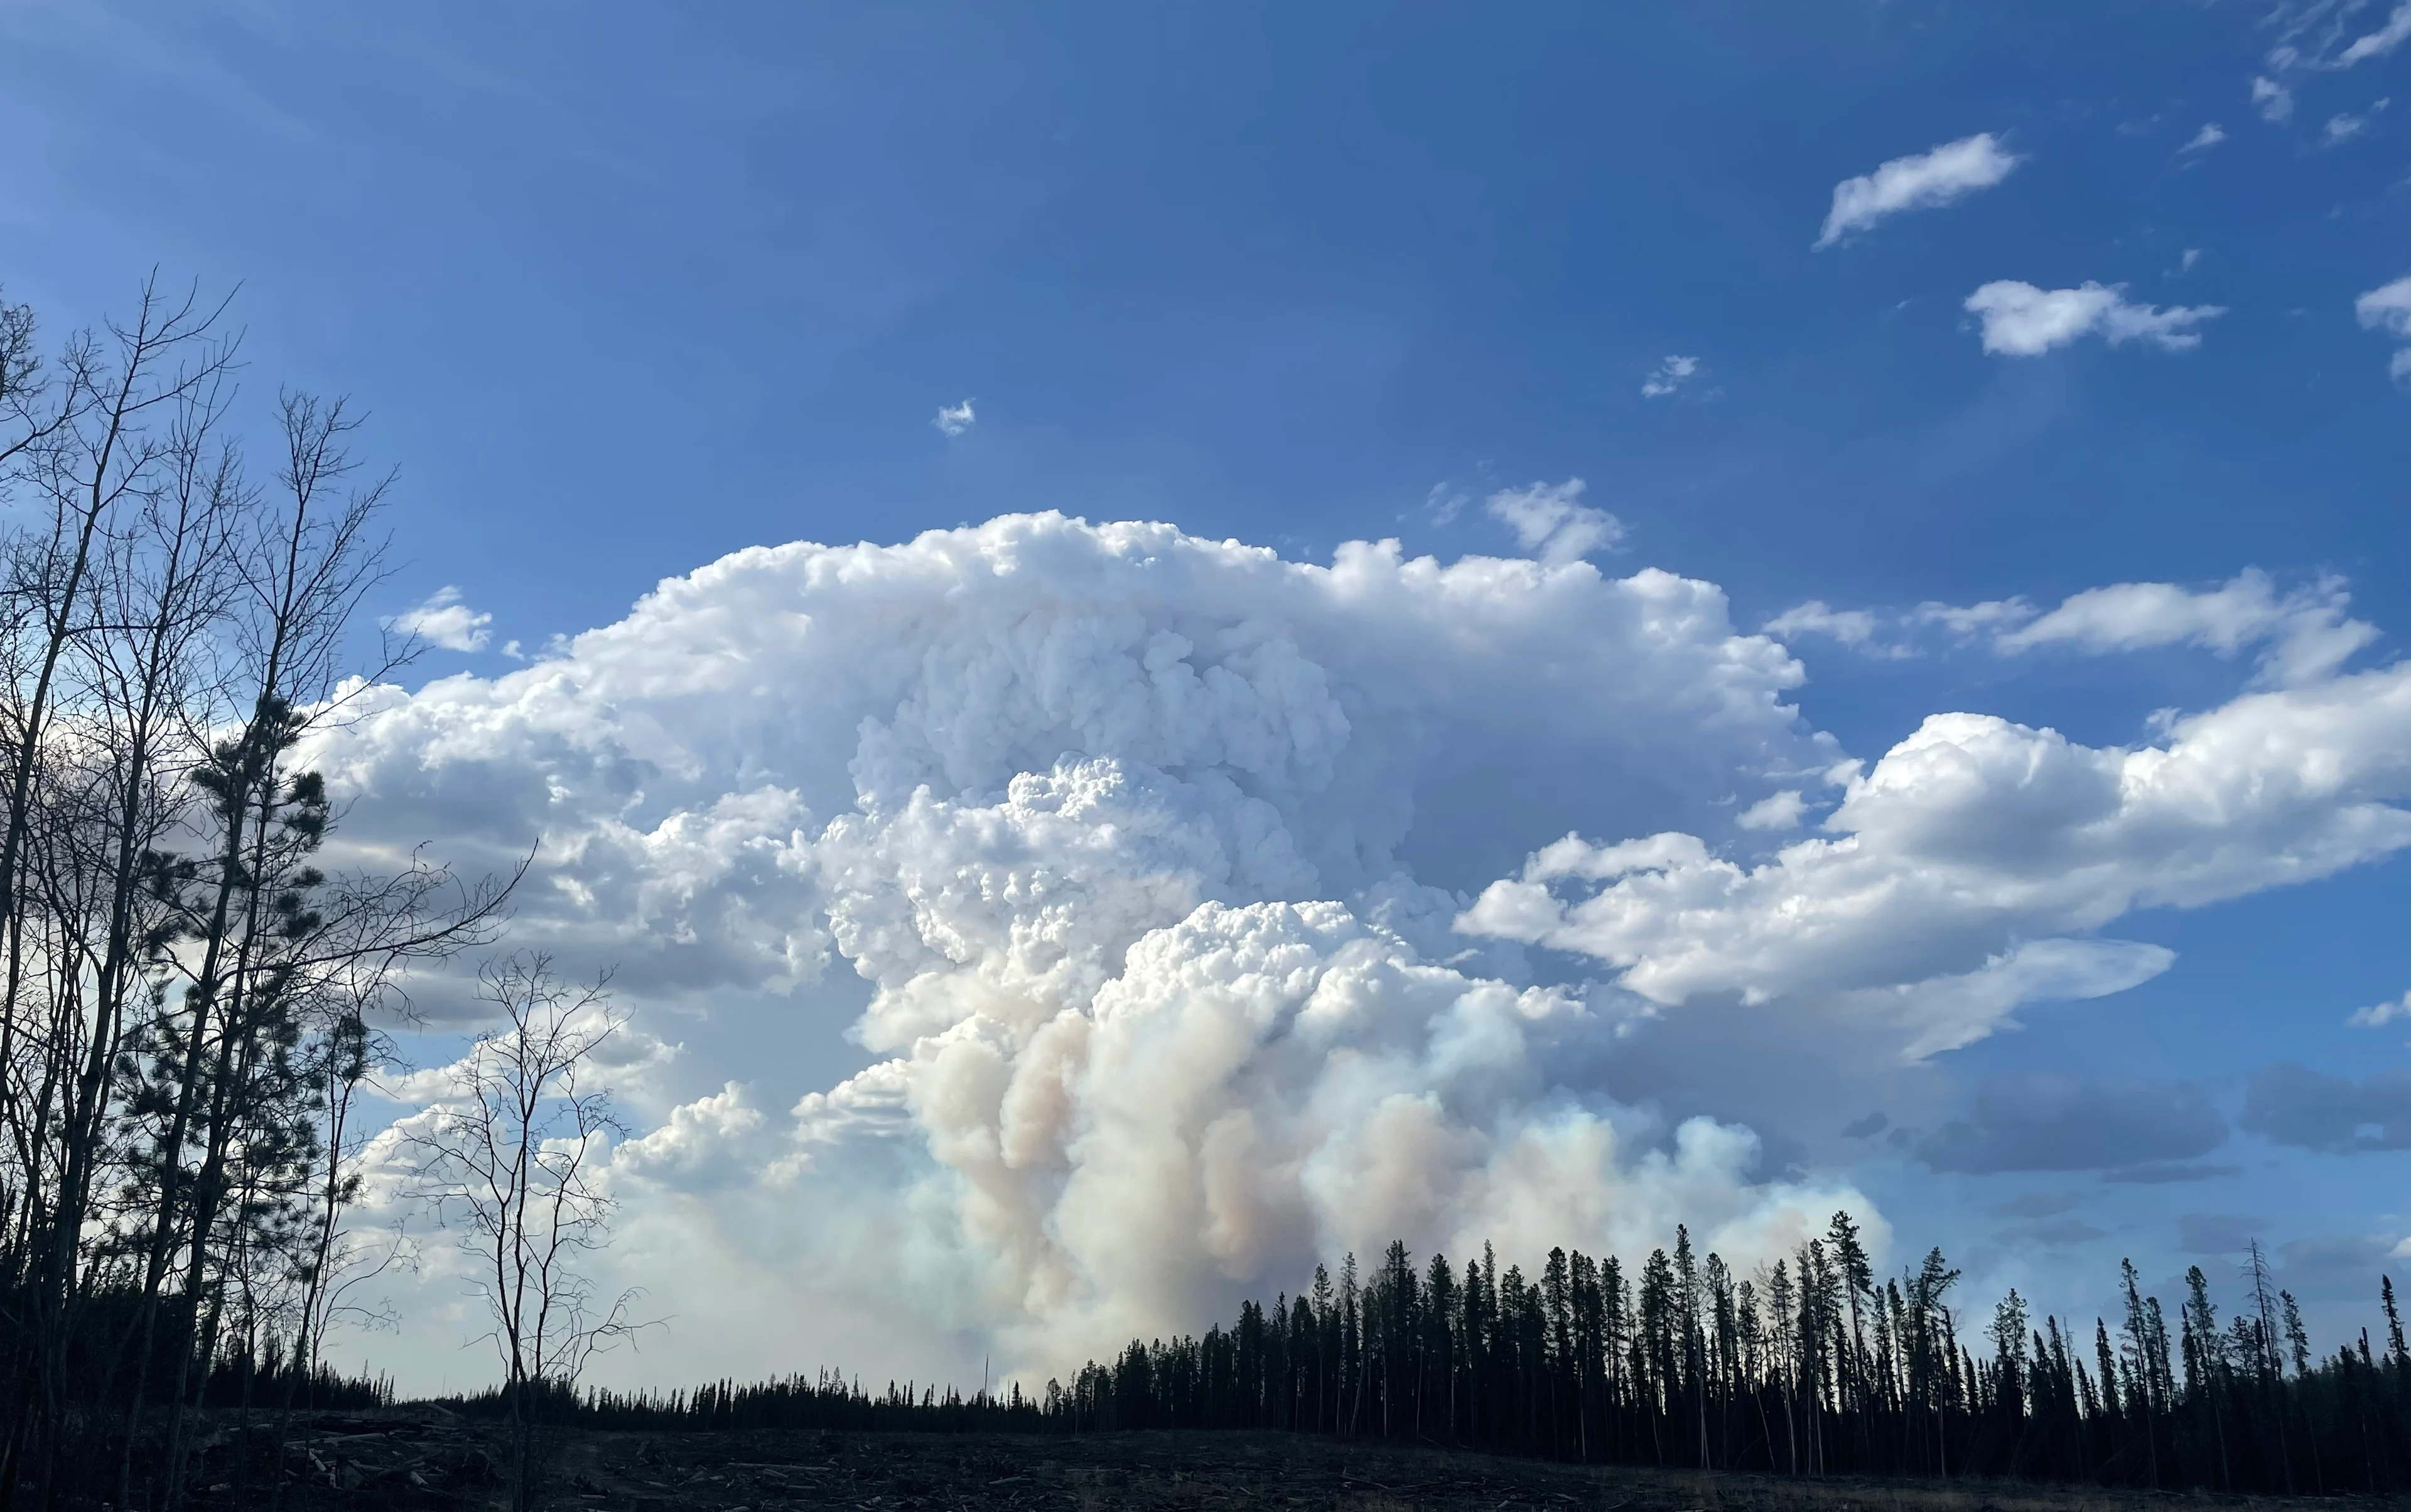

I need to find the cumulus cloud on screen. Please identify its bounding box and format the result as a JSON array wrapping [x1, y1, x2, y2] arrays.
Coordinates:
[[2181, 122, 2228, 153], [1815, 132, 2021, 248], [1913, 1073, 2226, 1175], [382, 586, 493, 653], [1641, 355, 1702, 398], [1735, 791, 1807, 832], [1460, 664, 2411, 1060], [2339, 2, 2411, 66], [313, 512, 1859, 1383], [309, 512, 2411, 1391], [2253, 77, 2295, 122], [1963, 281, 2226, 356], [1483, 478, 1624, 564], [2243, 1063, 2411, 1153], [932, 398, 976, 436], [2358, 274, 2411, 383]]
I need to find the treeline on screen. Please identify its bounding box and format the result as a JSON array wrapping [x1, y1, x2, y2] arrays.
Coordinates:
[[559, 1216, 2411, 1496], [0, 281, 505, 1509]]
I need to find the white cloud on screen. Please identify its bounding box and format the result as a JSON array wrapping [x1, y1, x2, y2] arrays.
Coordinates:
[[2372, 276, 2411, 337], [932, 397, 976, 436], [2253, 76, 2295, 122], [311, 514, 2408, 1393], [2350, 990, 2411, 1028], [2181, 123, 2228, 153], [1641, 354, 1702, 398], [1996, 570, 2378, 686], [1736, 790, 1807, 831], [1483, 478, 1624, 564], [2358, 274, 2411, 384], [1764, 600, 1882, 648], [1963, 280, 2226, 356], [2178, 249, 2203, 274], [2326, 98, 2390, 141], [1815, 132, 2022, 248], [313, 512, 1837, 1385], [2339, 2, 2411, 66], [1914, 597, 2037, 639], [381, 586, 492, 653], [1462, 664, 2411, 1060], [1764, 573, 2375, 688]]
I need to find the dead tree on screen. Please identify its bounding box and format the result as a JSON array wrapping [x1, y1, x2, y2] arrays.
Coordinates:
[[401, 955, 640, 1512]]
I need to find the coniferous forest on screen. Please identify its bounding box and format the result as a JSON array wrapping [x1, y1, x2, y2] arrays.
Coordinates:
[[0, 283, 510, 1509], [556, 1216, 2411, 1497]]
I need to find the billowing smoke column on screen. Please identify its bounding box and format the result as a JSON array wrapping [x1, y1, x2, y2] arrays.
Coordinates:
[[323, 514, 1876, 1372], [327, 512, 2411, 1380]]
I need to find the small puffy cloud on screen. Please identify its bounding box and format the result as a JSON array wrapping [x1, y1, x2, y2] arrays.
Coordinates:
[[1840, 1111, 1889, 1139], [1735, 790, 1806, 832], [932, 398, 976, 436], [1484, 478, 1623, 565], [2253, 76, 2295, 122], [2349, 989, 2411, 1028], [2181, 123, 2227, 153], [1914, 1073, 2227, 1175], [2326, 99, 2390, 142], [2340, 2, 2411, 66], [2243, 1063, 2411, 1153], [2180, 1212, 2269, 1254], [1995, 570, 2377, 686], [1763, 600, 1889, 652], [1815, 132, 2021, 248], [1963, 280, 2225, 356], [2357, 274, 2411, 382], [1641, 355, 1702, 399], [382, 586, 492, 653]]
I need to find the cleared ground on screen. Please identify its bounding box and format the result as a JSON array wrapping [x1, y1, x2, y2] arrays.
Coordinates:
[[193, 1414, 2400, 1511]]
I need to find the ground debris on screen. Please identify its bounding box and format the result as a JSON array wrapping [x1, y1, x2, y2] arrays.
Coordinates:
[[159, 1413, 2368, 1512]]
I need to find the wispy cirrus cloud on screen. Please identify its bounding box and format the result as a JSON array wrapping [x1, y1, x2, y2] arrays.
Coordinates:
[[1484, 478, 1624, 564], [1816, 132, 2020, 248], [2356, 273, 2411, 383], [2339, 1, 2411, 67], [1766, 570, 2378, 688]]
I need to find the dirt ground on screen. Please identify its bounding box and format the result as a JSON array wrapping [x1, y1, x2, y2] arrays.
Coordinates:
[[199, 1414, 2405, 1512]]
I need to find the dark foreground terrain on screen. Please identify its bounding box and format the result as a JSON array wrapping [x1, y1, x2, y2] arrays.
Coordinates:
[[166, 1410, 2407, 1512]]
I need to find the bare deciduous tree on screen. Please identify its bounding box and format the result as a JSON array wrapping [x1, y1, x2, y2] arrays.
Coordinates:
[[401, 954, 640, 1512], [0, 278, 517, 1510]]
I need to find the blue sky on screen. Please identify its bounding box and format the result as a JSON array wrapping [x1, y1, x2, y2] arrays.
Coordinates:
[[5, 1, 2407, 1387]]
